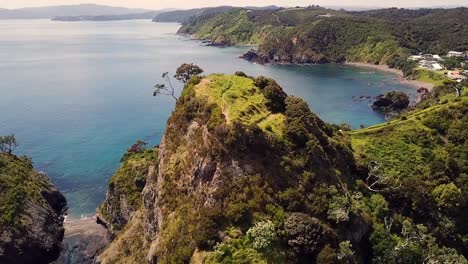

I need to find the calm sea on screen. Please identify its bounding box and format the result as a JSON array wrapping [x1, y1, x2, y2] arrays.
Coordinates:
[[0, 20, 416, 218]]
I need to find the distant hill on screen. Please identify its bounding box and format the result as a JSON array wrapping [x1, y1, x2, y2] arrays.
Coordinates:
[[0, 4, 152, 19], [153, 5, 279, 23], [52, 10, 170, 21]]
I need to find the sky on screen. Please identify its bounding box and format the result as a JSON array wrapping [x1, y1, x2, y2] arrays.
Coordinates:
[[0, 0, 466, 9]]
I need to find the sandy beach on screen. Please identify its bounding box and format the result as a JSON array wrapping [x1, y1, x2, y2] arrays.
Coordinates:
[[346, 62, 435, 91]]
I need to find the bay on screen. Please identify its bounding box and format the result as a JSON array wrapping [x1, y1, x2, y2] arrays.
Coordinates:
[[0, 20, 416, 218]]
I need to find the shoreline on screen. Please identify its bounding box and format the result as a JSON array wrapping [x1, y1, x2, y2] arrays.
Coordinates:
[[346, 62, 435, 91]]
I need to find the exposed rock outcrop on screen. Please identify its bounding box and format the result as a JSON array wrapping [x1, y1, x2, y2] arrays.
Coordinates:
[[372, 91, 410, 112], [0, 153, 67, 264]]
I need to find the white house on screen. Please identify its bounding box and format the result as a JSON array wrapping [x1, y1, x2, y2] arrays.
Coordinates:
[[447, 51, 463, 57], [431, 63, 443, 71], [432, 55, 443, 61]]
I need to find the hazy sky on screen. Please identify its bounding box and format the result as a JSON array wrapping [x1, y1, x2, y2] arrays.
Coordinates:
[[0, 0, 466, 9]]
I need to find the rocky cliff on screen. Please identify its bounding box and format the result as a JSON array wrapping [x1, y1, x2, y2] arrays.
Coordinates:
[[98, 74, 367, 263], [97, 73, 468, 263], [0, 153, 67, 264]]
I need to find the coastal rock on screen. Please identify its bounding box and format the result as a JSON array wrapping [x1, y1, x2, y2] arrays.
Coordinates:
[[372, 91, 410, 112], [0, 153, 67, 264]]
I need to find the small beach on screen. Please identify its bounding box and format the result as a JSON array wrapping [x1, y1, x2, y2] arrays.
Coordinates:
[[347, 62, 435, 91]]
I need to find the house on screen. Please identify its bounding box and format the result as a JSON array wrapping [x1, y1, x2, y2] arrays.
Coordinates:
[[418, 60, 443, 71], [447, 51, 463, 57], [432, 55, 443, 61], [447, 71, 467, 82], [430, 63, 443, 71]]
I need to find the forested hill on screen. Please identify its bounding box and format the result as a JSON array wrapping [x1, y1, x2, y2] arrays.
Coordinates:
[[178, 7, 468, 64]]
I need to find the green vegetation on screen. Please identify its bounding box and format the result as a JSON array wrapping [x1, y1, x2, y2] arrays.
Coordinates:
[[0, 153, 55, 228], [108, 148, 158, 210], [180, 7, 467, 68], [101, 68, 467, 263], [179, 10, 260, 45], [194, 74, 285, 136], [411, 68, 450, 86], [350, 86, 468, 262]]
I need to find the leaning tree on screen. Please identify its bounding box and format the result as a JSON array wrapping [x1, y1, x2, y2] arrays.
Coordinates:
[[153, 63, 204, 102]]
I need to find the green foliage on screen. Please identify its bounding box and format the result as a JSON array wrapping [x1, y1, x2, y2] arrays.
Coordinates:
[[284, 213, 336, 256], [0, 153, 54, 229], [369, 194, 389, 219], [174, 63, 204, 84], [432, 183, 462, 209], [246, 220, 277, 250], [108, 148, 158, 210]]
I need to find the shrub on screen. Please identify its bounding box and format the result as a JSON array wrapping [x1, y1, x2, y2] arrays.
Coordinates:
[[284, 213, 336, 256], [432, 183, 462, 209], [246, 220, 277, 250]]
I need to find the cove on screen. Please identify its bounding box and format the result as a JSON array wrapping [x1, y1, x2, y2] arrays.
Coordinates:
[[0, 20, 417, 218]]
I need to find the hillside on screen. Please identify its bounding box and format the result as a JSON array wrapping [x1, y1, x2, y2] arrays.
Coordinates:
[[153, 6, 235, 23], [97, 71, 467, 263], [179, 7, 468, 65], [0, 4, 151, 19], [0, 152, 67, 263], [153, 6, 279, 23]]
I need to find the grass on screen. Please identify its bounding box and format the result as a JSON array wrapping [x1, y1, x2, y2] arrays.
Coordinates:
[[349, 95, 467, 180], [412, 68, 450, 86], [0, 153, 53, 228], [195, 74, 285, 137]]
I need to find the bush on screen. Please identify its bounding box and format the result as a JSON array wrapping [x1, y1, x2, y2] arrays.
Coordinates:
[[246, 220, 277, 250], [284, 213, 336, 256]]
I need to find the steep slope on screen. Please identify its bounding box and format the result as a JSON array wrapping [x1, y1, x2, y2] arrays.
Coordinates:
[[0, 153, 67, 263], [98, 73, 467, 263], [349, 89, 468, 261], [98, 73, 362, 263]]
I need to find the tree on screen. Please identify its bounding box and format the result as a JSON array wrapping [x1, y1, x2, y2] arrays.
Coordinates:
[[365, 161, 401, 192], [431, 183, 462, 209], [174, 63, 203, 84], [0, 135, 18, 154], [154, 64, 204, 101], [154, 72, 179, 102], [284, 213, 335, 256]]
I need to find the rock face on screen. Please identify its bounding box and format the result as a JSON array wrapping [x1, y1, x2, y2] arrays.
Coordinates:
[[97, 149, 158, 234], [0, 153, 67, 264]]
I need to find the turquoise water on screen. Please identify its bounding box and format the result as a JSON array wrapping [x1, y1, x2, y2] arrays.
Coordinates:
[[0, 20, 416, 218]]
